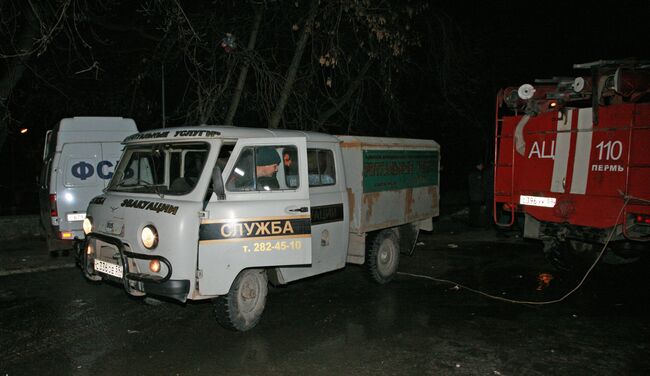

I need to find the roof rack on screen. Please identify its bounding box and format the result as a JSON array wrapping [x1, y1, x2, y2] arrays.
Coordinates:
[[573, 59, 650, 70]]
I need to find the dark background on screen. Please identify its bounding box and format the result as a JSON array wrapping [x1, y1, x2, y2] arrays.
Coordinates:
[[1, 0, 648, 215]]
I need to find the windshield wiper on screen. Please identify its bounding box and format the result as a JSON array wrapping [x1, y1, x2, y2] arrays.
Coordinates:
[[116, 179, 163, 198], [136, 179, 164, 198]]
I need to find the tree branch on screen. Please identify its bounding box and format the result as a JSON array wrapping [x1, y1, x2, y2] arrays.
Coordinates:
[[225, 4, 264, 125], [268, 0, 319, 129], [316, 58, 373, 128]]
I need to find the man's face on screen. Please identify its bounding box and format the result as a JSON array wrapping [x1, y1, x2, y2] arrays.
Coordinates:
[[283, 154, 292, 168], [257, 163, 278, 177]]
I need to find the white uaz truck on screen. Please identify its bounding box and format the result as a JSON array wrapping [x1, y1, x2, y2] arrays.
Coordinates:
[[80, 126, 439, 331]]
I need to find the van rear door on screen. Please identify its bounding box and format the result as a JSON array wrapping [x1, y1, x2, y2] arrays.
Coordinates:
[[59, 142, 102, 231]]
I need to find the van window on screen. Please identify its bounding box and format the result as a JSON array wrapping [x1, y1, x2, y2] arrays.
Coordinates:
[[39, 159, 52, 188], [307, 149, 336, 186], [43, 130, 55, 160], [108, 142, 209, 195]]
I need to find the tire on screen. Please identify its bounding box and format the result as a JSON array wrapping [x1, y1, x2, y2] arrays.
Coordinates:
[[214, 269, 268, 331], [367, 229, 400, 284]]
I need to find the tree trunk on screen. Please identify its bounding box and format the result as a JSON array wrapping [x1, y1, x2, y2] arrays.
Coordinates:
[[268, 0, 318, 129], [225, 5, 263, 125]]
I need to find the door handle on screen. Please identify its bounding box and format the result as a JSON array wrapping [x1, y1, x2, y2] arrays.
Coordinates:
[[287, 206, 309, 213]]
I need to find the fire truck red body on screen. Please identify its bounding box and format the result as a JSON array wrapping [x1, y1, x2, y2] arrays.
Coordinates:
[[494, 60, 650, 266]]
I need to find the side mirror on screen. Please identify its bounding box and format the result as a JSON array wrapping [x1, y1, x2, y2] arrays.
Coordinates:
[[211, 165, 225, 200]]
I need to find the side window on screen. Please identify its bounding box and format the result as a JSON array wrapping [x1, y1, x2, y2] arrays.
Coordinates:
[[183, 151, 206, 184], [226, 145, 298, 192], [226, 148, 255, 191], [169, 152, 182, 183], [40, 159, 52, 188], [169, 148, 208, 194], [307, 149, 336, 187], [283, 147, 299, 188]]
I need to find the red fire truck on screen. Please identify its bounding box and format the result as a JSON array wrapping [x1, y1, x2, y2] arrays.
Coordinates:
[[494, 60, 650, 268]]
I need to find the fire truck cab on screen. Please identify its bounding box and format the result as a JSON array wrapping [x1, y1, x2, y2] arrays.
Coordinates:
[[494, 60, 650, 268]]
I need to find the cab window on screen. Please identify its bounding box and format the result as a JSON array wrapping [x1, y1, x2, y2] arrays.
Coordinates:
[[307, 149, 336, 187], [227, 145, 299, 191]]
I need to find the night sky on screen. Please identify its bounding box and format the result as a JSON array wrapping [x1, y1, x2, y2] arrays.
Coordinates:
[[1, 0, 648, 215]]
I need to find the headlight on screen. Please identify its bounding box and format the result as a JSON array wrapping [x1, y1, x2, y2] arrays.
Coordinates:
[[83, 217, 93, 235], [141, 225, 158, 249]]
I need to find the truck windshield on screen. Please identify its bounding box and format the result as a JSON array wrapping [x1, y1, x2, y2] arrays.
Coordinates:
[[108, 142, 209, 195]]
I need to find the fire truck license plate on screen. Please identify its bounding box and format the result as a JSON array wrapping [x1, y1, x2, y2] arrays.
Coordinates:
[[94, 259, 123, 278], [519, 195, 556, 208]]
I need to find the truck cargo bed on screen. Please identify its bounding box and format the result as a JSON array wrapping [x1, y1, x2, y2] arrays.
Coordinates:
[[338, 136, 440, 234]]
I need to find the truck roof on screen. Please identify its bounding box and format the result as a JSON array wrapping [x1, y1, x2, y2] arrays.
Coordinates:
[[123, 126, 341, 144], [58, 117, 138, 133], [337, 135, 439, 150], [48, 117, 138, 154]]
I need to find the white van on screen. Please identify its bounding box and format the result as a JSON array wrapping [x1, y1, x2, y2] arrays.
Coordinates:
[[38, 117, 138, 255]]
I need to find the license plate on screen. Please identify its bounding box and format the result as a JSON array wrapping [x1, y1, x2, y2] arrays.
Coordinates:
[[519, 195, 556, 208], [67, 212, 86, 221], [94, 259, 123, 278]]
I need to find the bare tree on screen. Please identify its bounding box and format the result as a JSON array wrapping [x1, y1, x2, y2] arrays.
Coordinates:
[[0, 1, 67, 151], [268, 0, 319, 129], [140, 0, 427, 133]]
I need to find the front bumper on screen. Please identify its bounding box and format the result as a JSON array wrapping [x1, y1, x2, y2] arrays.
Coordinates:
[[81, 233, 190, 302]]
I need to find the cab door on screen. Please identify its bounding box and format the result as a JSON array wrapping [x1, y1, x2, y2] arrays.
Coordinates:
[[198, 137, 312, 296]]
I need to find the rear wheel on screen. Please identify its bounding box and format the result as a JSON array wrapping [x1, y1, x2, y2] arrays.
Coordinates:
[[214, 269, 268, 331], [367, 229, 400, 284]]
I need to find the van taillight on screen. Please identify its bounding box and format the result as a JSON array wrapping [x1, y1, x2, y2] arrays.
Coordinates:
[[49, 194, 58, 217], [635, 214, 650, 225]]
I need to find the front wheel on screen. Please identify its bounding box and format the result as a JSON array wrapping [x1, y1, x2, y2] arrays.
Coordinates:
[[214, 269, 268, 331], [367, 229, 400, 284]]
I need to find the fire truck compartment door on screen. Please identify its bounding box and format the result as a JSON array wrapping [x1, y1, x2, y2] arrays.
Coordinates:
[[198, 137, 312, 296]]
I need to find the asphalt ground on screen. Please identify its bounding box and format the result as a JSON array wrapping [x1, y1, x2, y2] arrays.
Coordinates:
[[0, 214, 507, 277], [0, 237, 76, 276], [1, 216, 649, 375]]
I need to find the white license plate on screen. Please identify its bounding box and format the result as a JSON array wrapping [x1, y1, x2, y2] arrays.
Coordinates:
[[519, 195, 556, 208], [67, 212, 86, 221], [94, 259, 123, 278]]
